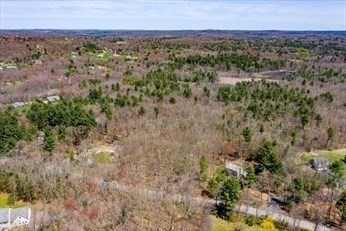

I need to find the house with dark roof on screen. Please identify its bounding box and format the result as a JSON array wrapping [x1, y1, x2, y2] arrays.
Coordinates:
[[0, 207, 31, 230], [309, 157, 329, 171]]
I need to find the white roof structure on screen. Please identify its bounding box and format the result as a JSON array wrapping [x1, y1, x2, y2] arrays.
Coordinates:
[[11, 102, 25, 108], [46, 95, 60, 102], [0, 207, 31, 224], [116, 41, 126, 45], [225, 163, 247, 177]]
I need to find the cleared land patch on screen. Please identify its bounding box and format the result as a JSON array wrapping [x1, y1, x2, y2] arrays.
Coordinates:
[[301, 148, 346, 163], [219, 77, 279, 85]]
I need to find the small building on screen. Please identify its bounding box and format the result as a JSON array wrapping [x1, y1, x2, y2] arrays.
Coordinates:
[[46, 95, 60, 102], [116, 41, 126, 45], [309, 157, 329, 171], [225, 163, 247, 178], [11, 102, 25, 108], [0, 207, 31, 230], [124, 55, 138, 62]]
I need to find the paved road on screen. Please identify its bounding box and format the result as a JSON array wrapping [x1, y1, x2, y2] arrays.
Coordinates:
[[28, 177, 332, 230], [96, 179, 332, 231]]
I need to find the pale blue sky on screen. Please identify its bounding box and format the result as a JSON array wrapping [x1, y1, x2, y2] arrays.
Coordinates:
[[0, 0, 345, 30]]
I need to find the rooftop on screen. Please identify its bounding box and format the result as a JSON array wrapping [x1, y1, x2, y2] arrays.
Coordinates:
[[0, 207, 30, 224]]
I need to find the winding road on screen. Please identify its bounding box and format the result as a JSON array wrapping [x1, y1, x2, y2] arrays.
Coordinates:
[[95, 179, 333, 231]]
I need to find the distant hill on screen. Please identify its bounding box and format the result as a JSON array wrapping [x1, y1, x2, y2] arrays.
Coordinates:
[[0, 29, 345, 38]]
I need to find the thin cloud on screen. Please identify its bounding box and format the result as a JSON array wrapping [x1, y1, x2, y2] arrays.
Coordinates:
[[0, 0, 345, 30]]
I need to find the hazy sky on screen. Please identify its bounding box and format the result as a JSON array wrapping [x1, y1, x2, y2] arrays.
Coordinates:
[[1, 0, 345, 30]]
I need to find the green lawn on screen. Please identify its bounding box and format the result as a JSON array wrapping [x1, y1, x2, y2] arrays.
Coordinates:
[[301, 148, 346, 177], [94, 152, 112, 164], [301, 148, 346, 163], [0, 193, 9, 207], [0, 193, 25, 208]]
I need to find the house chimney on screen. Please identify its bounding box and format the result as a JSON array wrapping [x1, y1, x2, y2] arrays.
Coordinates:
[[28, 207, 31, 224], [8, 207, 11, 227]]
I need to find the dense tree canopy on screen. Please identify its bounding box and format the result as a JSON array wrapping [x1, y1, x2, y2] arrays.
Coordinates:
[[218, 178, 241, 220], [254, 139, 284, 175], [0, 111, 31, 154], [27, 100, 96, 129]]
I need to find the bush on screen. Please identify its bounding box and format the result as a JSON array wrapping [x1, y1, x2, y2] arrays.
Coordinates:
[[169, 97, 176, 104], [138, 106, 146, 116], [273, 219, 290, 230], [207, 178, 219, 198], [303, 209, 312, 219], [122, 76, 142, 86], [245, 215, 262, 226], [260, 216, 276, 230]]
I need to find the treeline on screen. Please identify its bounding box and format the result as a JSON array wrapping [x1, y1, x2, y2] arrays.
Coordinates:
[[0, 163, 70, 205], [27, 99, 96, 129], [83, 42, 101, 53], [0, 169, 39, 204], [0, 111, 36, 154], [0, 99, 97, 155], [169, 53, 286, 72], [293, 68, 346, 84], [122, 69, 193, 102], [217, 80, 324, 128]]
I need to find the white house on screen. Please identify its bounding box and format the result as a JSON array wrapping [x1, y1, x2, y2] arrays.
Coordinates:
[[116, 41, 126, 45], [0, 207, 31, 230], [225, 163, 247, 178], [46, 95, 60, 102], [11, 102, 25, 108]]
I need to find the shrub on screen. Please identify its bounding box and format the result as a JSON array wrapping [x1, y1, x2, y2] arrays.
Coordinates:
[[169, 97, 176, 104], [245, 215, 262, 226], [260, 217, 276, 230], [138, 106, 146, 116]]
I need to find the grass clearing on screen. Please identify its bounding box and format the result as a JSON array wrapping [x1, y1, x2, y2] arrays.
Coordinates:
[[0, 193, 9, 207], [94, 151, 112, 164], [0, 193, 25, 208], [301, 148, 346, 163]]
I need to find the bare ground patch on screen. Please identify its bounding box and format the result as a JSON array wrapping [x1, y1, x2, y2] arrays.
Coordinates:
[[218, 77, 279, 85]]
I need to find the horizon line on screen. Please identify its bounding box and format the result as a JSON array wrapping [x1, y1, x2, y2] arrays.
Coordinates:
[[1, 29, 345, 32]]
